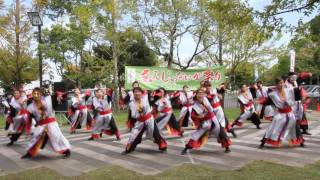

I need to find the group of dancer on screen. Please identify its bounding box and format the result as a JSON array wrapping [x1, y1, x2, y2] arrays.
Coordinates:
[[1, 71, 312, 159]]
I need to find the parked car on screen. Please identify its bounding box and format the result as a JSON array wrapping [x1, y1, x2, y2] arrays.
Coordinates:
[[305, 85, 320, 98], [303, 85, 313, 92]]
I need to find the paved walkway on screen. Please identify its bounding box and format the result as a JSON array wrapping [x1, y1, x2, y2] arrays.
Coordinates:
[[0, 112, 320, 177]]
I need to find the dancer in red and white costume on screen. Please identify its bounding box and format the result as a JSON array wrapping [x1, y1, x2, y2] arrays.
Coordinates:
[[285, 72, 311, 135], [122, 87, 167, 154], [123, 81, 149, 131], [172, 85, 194, 129], [202, 81, 237, 138], [181, 88, 231, 155], [259, 78, 304, 148], [255, 81, 275, 121], [151, 87, 183, 137], [7, 89, 30, 146], [88, 88, 120, 140], [69, 87, 93, 134], [231, 84, 261, 129], [21, 88, 71, 159], [2, 92, 14, 131]]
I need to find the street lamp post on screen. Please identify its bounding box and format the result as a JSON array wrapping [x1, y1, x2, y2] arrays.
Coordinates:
[[27, 11, 43, 87]]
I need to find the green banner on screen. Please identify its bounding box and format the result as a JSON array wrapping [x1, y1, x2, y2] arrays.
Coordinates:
[[125, 66, 225, 90]]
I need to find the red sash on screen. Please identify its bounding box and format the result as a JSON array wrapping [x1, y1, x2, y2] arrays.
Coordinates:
[[79, 105, 87, 111], [19, 109, 29, 115], [257, 97, 268, 104], [211, 102, 221, 108], [278, 107, 292, 113], [138, 113, 152, 122], [161, 107, 172, 113], [245, 101, 254, 108], [204, 112, 215, 120], [99, 109, 112, 115], [184, 103, 193, 108], [38, 117, 56, 126]]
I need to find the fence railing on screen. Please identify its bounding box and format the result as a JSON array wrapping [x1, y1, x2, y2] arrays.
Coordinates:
[[223, 92, 239, 109]]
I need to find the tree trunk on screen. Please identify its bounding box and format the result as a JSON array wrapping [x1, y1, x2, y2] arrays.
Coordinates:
[[111, 0, 120, 113], [14, 0, 21, 88], [168, 37, 174, 68], [218, 29, 223, 66]]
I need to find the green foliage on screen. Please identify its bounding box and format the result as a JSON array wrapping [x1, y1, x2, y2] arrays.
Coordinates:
[[42, 23, 115, 88], [263, 0, 320, 17], [131, 0, 207, 68], [259, 0, 320, 35], [228, 62, 255, 88], [9, 0, 317, 89], [93, 28, 157, 85], [209, 0, 254, 34], [0, 50, 38, 89], [0, 0, 7, 35], [269, 54, 290, 78], [262, 14, 320, 84], [202, 0, 279, 88], [289, 15, 320, 76], [0, 0, 38, 89]]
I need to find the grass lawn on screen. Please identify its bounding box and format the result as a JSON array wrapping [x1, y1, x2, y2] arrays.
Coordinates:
[[1, 160, 320, 180], [0, 116, 4, 129]]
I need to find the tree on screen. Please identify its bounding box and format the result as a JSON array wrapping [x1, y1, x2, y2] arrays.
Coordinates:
[[38, 0, 108, 88], [196, 0, 280, 88], [41, 22, 116, 88], [310, 15, 320, 44], [288, 15, 320, 77], [42, 23, 87, 86], [204, 0, 256, 66], [263, 15, 320, 84], [93, 28, 157, 85], [228, 62, 254, 88], [263, 0, 320, 16], [131, 0, 214, 69], [258, 0, 320, 34], [0, 0, 6, 35], [0, 0, 38, 89]]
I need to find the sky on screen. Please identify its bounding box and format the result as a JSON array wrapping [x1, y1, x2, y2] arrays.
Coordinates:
[[2, 0, 319, 83]]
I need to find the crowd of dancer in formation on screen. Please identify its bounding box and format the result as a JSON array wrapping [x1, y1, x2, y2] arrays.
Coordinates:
[[1, 71, 313, 159]]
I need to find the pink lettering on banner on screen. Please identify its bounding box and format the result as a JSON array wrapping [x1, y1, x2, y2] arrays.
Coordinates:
[[203, 70, 213, 81], [193, 72, 201, 80], [139, 69, 222, 84], [202, 70, 222, 81], [213, 71, 221, 81], [141, 69, 152, 82], [175, 72, 185, 82], [153, 70, 161, 80], [161, 72, 169, 82], [180, 72, 188, 81]]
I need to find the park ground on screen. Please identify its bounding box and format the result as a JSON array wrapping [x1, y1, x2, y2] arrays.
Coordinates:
[[0, 108, 320, 180]]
